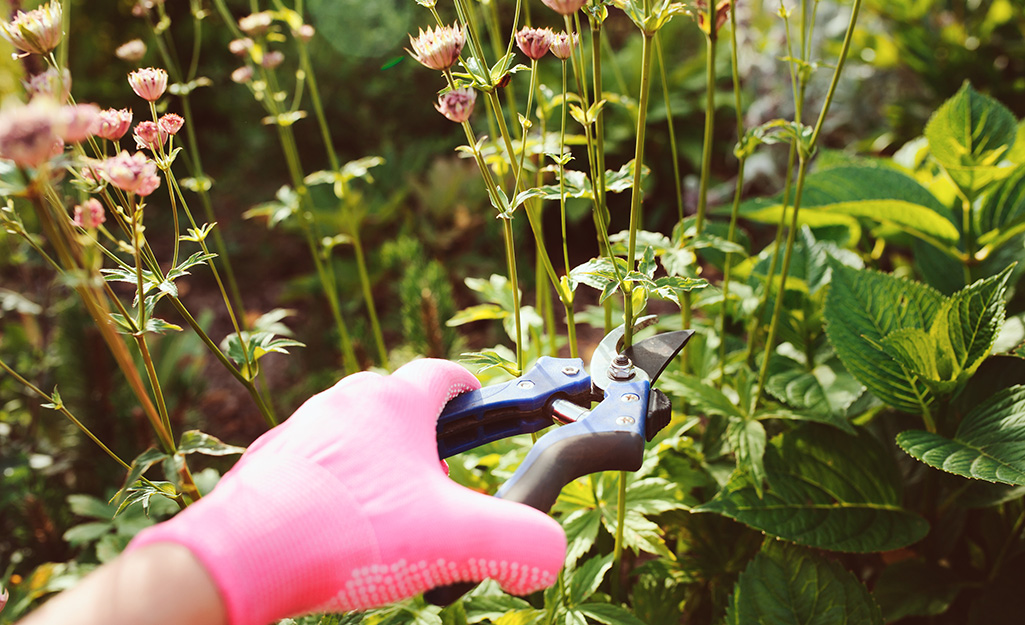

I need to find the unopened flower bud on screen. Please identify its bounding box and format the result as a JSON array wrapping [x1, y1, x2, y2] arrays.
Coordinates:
[[407, 23, 465, 71], [94, 108, 133, 141], [435, 88, 476, 123], [229, 38, 254, 56], [25, 68, 71, 103], [116, 39, 147, 62], [133, 121, 167, 151], [550, 31, 578, 60], [293, 24, 315, 43], [516, 26, 554, 61], [261, 50, 284, 69], [100, 150, 161, 195], [0, 0, 63, 56], [158, 113, 184, 136], [128, 67, 168, 102], [73, 198, 106, 229], [0, 97, 63, 168], [238, 12, 273, 36], [541, 0, 587, 15], [231, 66, 254, 84]]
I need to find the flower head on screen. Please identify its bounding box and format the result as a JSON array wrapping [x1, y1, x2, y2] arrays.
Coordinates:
[[231, 66, 254, 84], [540, 0, 587, 15], [0, 0, 63, 56], [25, 68, 71, 103], [94, 108, 133, 141], [128, 67, 168, 102], [550, 31, 578, 60], [133, 121, 166, 151], [61, 104, 101, 144], [407, 23, 465, 72], [228, 38, 253, 57], [516, 27, 554, 61], [261, 50, 284, 69], [0, 97, 63, 168], [293, 24, 315, 43], [238, 12, 274, 36], [73, 198, 106, 229], [158, 113, 184, 136], [116, 39, 147, 62], [99, 150, 161, 195], [435, 88, 477, 123]]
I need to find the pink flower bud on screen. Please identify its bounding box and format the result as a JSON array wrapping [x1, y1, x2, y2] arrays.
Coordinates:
[[158, 113, 184, 136], [128, 67, 168, 102], [25, 68, 71, 103], [550, 31, 578, 60], [516, 27, 554, 61], [231, 66, 254, 84], [116, 39, 147, 62], [61, 103, 101, 144], [261, 50, 284, 69], [541, 0, 587, 15], [435, 88, 477, 123], [133, 120, 166, 151], [294, 24, 315, 43], [100, 150, 161, 195], [73, 198, 106, 228], [229, 38, 253, 56], [407, 23, 465, 71], [94, 108, 133, 141], [238, 12, 273, 36]]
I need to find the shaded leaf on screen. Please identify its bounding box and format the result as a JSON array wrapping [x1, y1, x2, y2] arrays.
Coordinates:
[[178, 430, 246, 457], [874, 559, 963, 622], [577, 603, 648, 625]]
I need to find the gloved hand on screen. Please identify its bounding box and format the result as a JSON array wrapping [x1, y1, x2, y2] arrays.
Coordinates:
[[128, 359, 567, 625]]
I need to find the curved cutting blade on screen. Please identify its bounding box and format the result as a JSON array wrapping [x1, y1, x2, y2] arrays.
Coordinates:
[[591, 316, 692, 392]]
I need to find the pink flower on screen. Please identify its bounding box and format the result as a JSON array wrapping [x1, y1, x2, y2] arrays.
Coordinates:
[[25, 68, 71, 102], [541, 0, 587, 15], [128, 67, 168, 102], [261, 50, 284, 69], [94, 108, 133, 141], [516, 27, 554, 61], [0, 97, 63, 168], [408, 23, 465, 71], [158, 113, 184, 136], [293, 24, 315, 43], [435, 88, 477, 123], [238, 12, 273, 36], [228, 38, 253, 57], [73, 198, 106, 228], [550, 31, 578, 60], [100, 150, 161, 196], [0, 586, 7, 618], [116, 39, 147, 62], [133, 121, 166, 151], [61, 103, 101, 144], [0, 0, 63, 56]]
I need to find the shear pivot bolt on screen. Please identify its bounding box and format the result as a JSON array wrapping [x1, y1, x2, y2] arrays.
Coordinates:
[[561, 366, 580, 376], [517, 380, 535, 390], [621, 393, 640, 403], [608, 355, 635, 381], [616, 416, 636, 426]]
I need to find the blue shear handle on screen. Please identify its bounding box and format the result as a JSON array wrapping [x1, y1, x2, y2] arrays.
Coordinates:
[[436, 357, 591, 459], [495, 379, 650, 512]]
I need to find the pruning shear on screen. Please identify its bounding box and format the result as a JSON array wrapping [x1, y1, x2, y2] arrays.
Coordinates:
[[428, 316, 693, 604]]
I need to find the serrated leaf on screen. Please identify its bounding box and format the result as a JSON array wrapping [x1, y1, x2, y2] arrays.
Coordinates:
[[824, 261, 943, 413], [660, 372, 746, 420], [112, 448, 168, 509], [457, 350, 519, 376], [764, 353, 862, 430], [934, 266, 1012, 378], [977, 164, 1025, 249], [577, 603, 648, 625], [925, 82, 1018, 197], [178, 430, 246, 457], [567, 554, 613, 605], [725, 541, 883, 624], [561, 508, 601, 569], [881, 328, 960, 395], [726, 420, 767, 495], [897, 385, 1025, 485], [697, 426, 930, 552]]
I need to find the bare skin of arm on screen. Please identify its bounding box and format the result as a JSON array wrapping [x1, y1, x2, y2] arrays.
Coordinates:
[[16, 544, 227, 625]]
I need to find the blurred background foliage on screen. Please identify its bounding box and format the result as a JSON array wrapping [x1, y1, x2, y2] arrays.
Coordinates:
[[1, 0, 1023, 612]]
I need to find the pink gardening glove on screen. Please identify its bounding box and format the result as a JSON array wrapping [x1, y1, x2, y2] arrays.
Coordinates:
[[128, 359, 566, 625]]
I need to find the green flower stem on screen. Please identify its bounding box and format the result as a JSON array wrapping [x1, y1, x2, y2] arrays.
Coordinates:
[[753, 0, 864, 411], [611, 470, 628, 602], [504, 217, 525, 373], [655, 33, 684, 222], [590, 9, 609, 237], [623, 33, 655, 348], [718, 0, 749, 385], [695, 11, 718, 235], [351, 229, 389, 367], [134, 333, 175, 453], [559, 60, 580, 359]]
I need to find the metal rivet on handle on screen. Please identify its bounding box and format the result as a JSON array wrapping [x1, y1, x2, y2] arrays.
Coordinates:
[[517, 380, 535, 389], [621, 393, 640, 403], [616, 416, 636, 426], [561, 366, 580, 376]]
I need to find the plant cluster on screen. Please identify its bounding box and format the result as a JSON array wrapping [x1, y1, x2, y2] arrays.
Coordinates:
[[1, 1, 1024, 624]]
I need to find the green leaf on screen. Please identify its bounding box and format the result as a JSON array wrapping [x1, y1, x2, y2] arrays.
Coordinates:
[[824, 260, 943, 413], [897, 385, 1025, 485], [725, 541, 883, 624], [925, 82, 1019, 197], [764, 353, 862, 430], [934, 266, 1012, 378], [726, 420, 767, 495], [112, 448, 168, 508], [697, 426, 930, 552], [577, 603, 648, 625], [114, 480, 178, 517], [67, 494, 115, 520], [567, 554, 613, 605], [457, 350, 519, 376], [881, 328, 960, 395], [63, 522, 112, 546], [561, 509, 601, 569], [660, 372, 746, 420], [178, 430, 246, 457], [977, 164, 1025, 248]]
